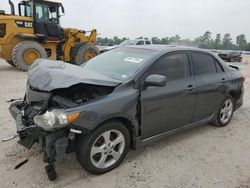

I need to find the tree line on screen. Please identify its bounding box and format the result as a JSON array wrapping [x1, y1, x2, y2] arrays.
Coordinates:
[[97, 31, 250, 51]]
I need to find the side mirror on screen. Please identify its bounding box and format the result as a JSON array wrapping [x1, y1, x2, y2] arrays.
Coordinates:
[[144, 74, 167, 87]]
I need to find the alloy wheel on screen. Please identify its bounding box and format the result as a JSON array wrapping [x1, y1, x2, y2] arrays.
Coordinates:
[[90, 130, 125, 169], [220, 99, 233, 124]]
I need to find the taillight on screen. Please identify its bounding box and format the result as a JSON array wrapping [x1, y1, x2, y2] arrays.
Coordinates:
[[0, 24, 6, 38], [242, 76, 246, 82]]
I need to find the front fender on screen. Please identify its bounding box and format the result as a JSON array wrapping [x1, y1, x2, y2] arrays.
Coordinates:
[[68, 88, 140, 134]]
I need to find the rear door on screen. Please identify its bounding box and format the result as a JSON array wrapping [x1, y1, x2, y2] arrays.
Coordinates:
[[190, 52, 228, 121], [140, 52, 197, 139]]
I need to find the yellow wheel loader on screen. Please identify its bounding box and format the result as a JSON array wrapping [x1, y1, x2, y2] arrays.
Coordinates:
[[0, 0, 99, 71]]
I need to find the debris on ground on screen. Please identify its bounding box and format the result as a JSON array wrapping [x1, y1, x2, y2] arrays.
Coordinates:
[[14, 159, 28, 169], [2, 135, 18, 142], [214, 178, 223, 182], [6, 98, 23, 103]]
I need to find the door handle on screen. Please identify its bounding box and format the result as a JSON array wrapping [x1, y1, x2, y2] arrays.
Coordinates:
[[221, 78, 227, 83], [186, 85, 194, 91]]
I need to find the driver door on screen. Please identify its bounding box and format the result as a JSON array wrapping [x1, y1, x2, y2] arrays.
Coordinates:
[[140, 52, 197, 139]]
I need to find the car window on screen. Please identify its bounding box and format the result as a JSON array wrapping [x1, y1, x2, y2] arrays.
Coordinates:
[[136, 41, 144, 45], [145, 41, 151, 45], [148, 53, 189, 81], [214, 59, 224, 73], [83, 47, 158, 81], [191, 53, 216, 75]]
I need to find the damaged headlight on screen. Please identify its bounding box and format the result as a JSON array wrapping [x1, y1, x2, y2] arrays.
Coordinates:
[[34, 109, 80, 131]]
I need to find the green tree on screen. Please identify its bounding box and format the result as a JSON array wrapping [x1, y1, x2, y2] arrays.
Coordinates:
[[113, 36, 120, 45], [246, 43, 250, 51], [222, 33, 233, 50], [195, 31, 212, 49], [236, 34, 247, 50], [214, 34, 222, 49], [161, 37, 169, 45], [168, 35, 181, 44], [203, 31, 212, 48], [151, 37, 161, 44], [174, 35, 181, 42]]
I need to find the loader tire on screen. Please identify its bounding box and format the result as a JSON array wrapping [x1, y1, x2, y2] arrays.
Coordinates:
[[73, 44, 99, 65], [6, 60, 16, 67], [12, 41, 47, 71], [70, 42, 85, 59]]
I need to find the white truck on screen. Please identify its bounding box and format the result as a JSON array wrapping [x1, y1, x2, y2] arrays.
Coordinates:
[[101, 37, 152, 53]]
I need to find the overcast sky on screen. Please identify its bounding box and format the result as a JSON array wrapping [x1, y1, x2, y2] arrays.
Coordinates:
[[1, 0, 250, 41]]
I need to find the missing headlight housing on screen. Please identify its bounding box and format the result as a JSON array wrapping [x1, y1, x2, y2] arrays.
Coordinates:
[[0, 24, 6, 38]]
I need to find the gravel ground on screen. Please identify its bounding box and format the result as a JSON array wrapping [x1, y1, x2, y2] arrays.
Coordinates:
[[0, 56, 249, 188]]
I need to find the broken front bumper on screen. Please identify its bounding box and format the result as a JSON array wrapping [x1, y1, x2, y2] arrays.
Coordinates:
[[9, 100, 69, 161], [9, 101, 41, 149]]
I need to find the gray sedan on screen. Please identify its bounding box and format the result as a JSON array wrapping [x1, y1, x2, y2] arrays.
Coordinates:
[[9, 45, 244, 180]]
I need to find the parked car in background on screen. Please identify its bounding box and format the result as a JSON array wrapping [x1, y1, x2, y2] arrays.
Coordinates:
[[218, 51, 243, 62], [9, 45, 244, 180], [100, 37, 152, 53]]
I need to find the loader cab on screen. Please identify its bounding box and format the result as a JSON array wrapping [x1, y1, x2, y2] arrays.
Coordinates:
[[18, 0, 64, 41]]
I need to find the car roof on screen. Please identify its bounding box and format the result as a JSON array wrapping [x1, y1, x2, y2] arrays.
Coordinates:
[[123, 45, 212, 54]]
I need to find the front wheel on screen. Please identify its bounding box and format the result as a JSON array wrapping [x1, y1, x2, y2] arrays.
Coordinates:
[[76, 121, 130, 175], [12, 41, 47, 71], [212, 96, 234, 127]]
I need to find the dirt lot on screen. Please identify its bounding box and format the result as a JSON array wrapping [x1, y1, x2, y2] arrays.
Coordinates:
[[0, 56, 249, 188]]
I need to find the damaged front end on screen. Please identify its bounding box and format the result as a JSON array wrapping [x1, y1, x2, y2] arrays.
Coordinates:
[[9, 59, 119, 180], [9, 82, 115, 180]]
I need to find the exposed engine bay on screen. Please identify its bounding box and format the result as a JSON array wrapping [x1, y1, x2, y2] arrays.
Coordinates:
[[51, 83, 114, 108], [9, 82, 115, 180]]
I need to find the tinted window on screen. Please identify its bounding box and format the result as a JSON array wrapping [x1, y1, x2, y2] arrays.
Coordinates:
[[136, 41, 144, 45], [149, 53, 189, 81], [145, 41, 151, 45], [214, 59, 224, 73], [191, 53, 216, 75]]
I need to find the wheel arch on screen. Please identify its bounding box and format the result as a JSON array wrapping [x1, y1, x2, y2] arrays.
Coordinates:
[[227, 89, 242, 110], [228, 89, 237, 99], [92, 116, 137, 148]]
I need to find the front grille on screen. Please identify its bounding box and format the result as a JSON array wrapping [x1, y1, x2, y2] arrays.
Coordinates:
[[0, 24, 6, 38]]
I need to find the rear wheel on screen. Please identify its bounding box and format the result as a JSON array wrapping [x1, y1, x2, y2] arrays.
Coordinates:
[[12, 41, 47, 71], [212, 96, 234, 127], [76, 121, 130, 175], [73, 44, 99, 65]]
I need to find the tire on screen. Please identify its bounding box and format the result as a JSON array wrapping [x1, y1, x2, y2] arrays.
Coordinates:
[[76, 121, 130, 175], [212, 96, 234, 127], [70, 42, 85, 59], [73, 44, 99, 65], [12, 41, 47, 71], [6, 60, 16, 67]]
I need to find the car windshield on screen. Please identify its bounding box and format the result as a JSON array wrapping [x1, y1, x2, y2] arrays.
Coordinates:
[[119, 40, 137, 46], [81, 48, 157, 81]]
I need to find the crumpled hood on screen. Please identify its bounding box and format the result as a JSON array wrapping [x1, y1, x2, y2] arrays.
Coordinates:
[[28, 59, 121, 91]]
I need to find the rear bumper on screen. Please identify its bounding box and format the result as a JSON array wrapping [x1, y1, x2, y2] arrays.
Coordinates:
[[234, 87, 244, 111]]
